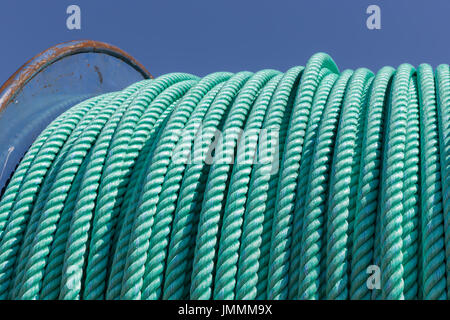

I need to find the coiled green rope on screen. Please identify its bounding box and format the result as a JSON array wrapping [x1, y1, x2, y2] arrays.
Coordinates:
[[1, 53, 450, 300]]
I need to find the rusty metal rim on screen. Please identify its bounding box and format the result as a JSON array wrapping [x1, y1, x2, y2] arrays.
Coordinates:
[[0, 39, 153, 112]]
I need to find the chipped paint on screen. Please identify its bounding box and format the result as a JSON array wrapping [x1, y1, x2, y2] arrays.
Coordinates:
[[0, 40, 152, 113]]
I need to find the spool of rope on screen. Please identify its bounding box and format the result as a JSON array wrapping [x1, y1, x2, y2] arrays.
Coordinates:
[[0, 53, 449, 300]]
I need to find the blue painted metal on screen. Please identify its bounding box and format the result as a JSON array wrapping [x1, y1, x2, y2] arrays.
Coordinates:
[[0, 40, 152, 194]]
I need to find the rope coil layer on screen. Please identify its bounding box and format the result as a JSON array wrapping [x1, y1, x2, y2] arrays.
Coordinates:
[[1, 53, 450, 299]]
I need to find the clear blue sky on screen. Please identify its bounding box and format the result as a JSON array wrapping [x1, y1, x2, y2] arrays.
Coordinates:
[[0, 0, 449, 81]]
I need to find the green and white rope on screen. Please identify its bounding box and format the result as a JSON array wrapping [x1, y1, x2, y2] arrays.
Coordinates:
[[1, 53, 450, 300]]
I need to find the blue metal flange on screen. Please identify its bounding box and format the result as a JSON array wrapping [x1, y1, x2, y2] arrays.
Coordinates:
[[0, 40, 152, 194]]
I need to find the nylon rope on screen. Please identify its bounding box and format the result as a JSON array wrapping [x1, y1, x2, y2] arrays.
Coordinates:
[[0, 53, 450, 299]]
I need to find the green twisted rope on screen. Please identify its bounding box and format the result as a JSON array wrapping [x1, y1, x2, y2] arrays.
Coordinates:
[[295, 70, 353, 300], [268, 53, 338, 300], [418, 64, 447, 300], [379, 64, 413, 299], [436, 64, 450, 298], [325, 68, 374, 299], [350, 66, 394, 300], [235, 66, 304, 299], [1, 53, 450, 300]]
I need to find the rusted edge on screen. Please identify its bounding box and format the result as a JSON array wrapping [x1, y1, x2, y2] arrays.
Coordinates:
[[0, 40, 153, 112]]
